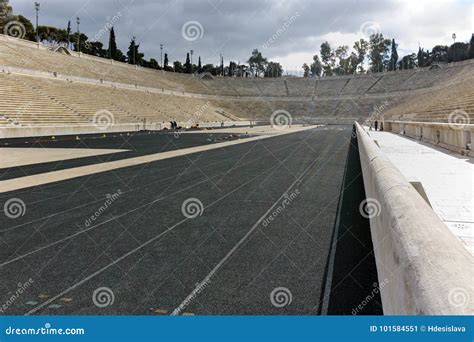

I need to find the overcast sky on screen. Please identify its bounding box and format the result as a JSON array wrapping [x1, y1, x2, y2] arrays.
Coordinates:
[[10, 0, 473, 75]]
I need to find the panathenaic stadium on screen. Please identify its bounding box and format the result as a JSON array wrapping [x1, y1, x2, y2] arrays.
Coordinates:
[[0, 33, 472, 316]]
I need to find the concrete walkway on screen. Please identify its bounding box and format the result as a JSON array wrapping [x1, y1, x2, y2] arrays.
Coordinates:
[[366, 129, 473, 255]]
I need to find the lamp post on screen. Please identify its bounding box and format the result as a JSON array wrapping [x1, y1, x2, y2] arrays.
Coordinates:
[[160, 44, 163, 68], [76, 17, 80, 53], [34, 2, 40, 45], [452, 33, 456, 64], [133, 36, 136, 65]]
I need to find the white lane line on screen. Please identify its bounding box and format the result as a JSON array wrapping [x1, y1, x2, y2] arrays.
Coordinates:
[[0, 126, 316, 193], [25, 159, 280, 315], [171, 145, 328, 315]]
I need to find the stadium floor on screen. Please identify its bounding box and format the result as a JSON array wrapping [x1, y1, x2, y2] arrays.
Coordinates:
[[0, 125, 381, 315], [0, 131, 249, 181]]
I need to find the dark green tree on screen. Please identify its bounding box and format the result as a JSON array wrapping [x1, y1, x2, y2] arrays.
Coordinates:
[[368, 33, 391, 72], [173, 60, 183, 73], [66, 20, 71, 48], [430, 45, 448, 64], [310, 55, 323, 77], [126, 37, 144, 65], [320, 41, 335, 76], [264, 61, 282, 77], [389, 39, 398, 71], [108, 27, 117, 59], [448, 42, 469, 62], [470, 34, 474, 59], [302, 63, 310, 77], [398, 53, 416, 69], [247, 49, 268, 77], [198, 56, 202, 73], [184, 52, 192, 73], [353, 39, 369, 73]]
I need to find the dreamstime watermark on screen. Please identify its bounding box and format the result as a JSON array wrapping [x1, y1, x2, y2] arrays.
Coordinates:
[[92, 109, 115, 131], [4, 323, 85, 336], [351, 278, 389, 315], [3, 198, 26, 219], [181, 198, 204, 219], [359, 198, 381, 219], [84, 190, 122, 227], [0, 278, 34, 313], [92, 287, 115, 308], [448, 287, 470, 309], [262, 189, 300, 227], [447, 109, 470, 130], [359, 21, 382, 38], [3, 20, 26, 38], [85, 12, 123, 50], [262, 11, 300, 49], [270, 287, 292, 308], [181, 20, 204, 41], [172, 279, 212, 315], [270, 110, 293, 130]]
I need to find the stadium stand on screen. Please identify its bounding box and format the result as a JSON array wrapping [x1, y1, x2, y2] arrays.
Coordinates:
[[0, 33, 473, 137]]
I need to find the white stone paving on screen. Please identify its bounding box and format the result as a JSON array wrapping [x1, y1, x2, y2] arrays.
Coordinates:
[[366, 129, 474, 255]]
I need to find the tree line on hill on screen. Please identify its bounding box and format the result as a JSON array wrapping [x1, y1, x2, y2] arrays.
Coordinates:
[[303, 33, 474, 77], [1, 6, 473, 78]]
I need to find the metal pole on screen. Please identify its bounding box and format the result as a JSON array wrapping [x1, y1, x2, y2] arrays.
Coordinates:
[[160, 44, 163, 68], [76, 17, 80, 53], [35, 2, 40, 44], [452, 33, 456, 64]]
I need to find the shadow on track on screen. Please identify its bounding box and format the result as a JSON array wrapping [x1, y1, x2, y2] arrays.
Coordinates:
[[325, 127, 383, 315]]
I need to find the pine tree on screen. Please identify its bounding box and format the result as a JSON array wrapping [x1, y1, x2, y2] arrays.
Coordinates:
[[198, 56, 202, 73], [417, 47, 424, 67], [66, 21, 71, 49], [108, 27, 117, 59], [164, 53, 169, 68], [126, 37, 143, 65], [184, 52, 191, 73], [469, 34, 474, 59], [389, 39, 398, 71]]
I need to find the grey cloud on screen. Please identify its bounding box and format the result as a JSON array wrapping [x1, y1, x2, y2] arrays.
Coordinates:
[[9, 0, 472, 70]]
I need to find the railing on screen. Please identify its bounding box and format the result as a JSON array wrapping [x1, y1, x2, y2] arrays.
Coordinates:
[[385, 120, 473, 156]]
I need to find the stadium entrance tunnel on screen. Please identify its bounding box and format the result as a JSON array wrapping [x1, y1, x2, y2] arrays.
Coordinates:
[[324, 126, 383, 315]]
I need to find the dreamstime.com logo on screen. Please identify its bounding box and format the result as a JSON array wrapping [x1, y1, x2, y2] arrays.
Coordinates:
[[84, 190, 122, 227], [263, 189, 300, 226], [3, 198, 26, 219], [92, 287, 115, 308], [181, 20, 204, 41], [92, 109, 115, 131], [352, 278, 389, 315], [172, 279, 212, 315], [270, 110, 293, 130], [270, 287, 293, 308], [0, 278, 34, 313], [4, 323, 85, 336], [3, 20, 26, 38], [262, 11, 300, 49], [359, 198, 381, 219], [181, 198, 204, 219], [359, 21, 382, 38], [447, 109, 470, 130], [448, 287, 470, 309], [85, 12, 123, 50]]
